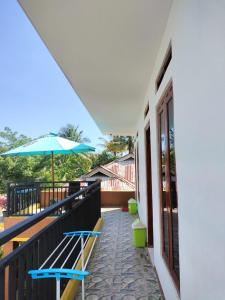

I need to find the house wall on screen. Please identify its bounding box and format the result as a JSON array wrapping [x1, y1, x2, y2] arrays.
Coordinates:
[[101, 191, 135, 208], [40, 190, 68, 207], [136, 1, 225, 299]]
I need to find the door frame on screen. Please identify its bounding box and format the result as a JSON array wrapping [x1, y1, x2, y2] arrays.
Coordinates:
[[145, 122, 154, 247]]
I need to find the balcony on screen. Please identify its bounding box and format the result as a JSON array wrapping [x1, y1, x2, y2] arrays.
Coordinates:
[[0, 181, 101, 300], [0, 181, 162, 300], [6, 181, 92, 217]]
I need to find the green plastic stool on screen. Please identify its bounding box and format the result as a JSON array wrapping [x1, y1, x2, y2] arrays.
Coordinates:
[[132, 219, 146, 248]]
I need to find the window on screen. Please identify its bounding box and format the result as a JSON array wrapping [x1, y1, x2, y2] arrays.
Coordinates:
[[156, 43, 172, 92], [157, 83, 180, 287]]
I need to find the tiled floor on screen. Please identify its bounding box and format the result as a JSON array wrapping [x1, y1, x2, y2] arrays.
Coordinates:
[[77, 209, 162, 300]]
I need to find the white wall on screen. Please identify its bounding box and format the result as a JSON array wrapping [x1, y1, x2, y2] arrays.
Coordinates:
[[136, 0, 225, 299]]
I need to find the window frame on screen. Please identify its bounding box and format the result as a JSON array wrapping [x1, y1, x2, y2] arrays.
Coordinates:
[[135, 139, 140, 202], [157, 81, 180, 290]]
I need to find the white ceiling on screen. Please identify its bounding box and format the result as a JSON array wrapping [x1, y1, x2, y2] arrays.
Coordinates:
[[18, 0, 172, 135]]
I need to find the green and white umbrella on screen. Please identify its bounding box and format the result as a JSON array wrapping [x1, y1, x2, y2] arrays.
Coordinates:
[[1, 132, 95, 182]]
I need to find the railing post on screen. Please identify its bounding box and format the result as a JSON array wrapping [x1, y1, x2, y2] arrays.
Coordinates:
[[81, 233, 85, 300], [6, 182, 11, 217], [56, 277, 60, 300], [0, 269, 5, 300], [97, 181, 101, 219], [68, 181, 80, 196]]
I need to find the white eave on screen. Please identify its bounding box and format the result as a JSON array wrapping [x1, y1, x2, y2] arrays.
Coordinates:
[[18, 0, 172, 135]]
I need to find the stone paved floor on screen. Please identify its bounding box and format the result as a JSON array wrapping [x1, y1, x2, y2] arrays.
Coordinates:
[[77, 209, 162, 300]]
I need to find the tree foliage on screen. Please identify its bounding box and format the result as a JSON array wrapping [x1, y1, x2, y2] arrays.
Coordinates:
[[90, 150, 116, 169], [0, 127, 31, 150], [58, 124, 90, 143], [57, 124, 92, 179], [98, 135, 134, 156], [0, 127, 37, 192], [53, 154, 92, 180]]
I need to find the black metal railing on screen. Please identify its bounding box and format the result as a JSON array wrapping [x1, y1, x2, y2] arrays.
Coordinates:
[[0, 180, 101, 300], [7, 181, 92, 216]]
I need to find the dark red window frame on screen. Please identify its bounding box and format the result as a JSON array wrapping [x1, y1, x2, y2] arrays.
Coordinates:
[[157, 82, 180, 289], [135, 140, 140, 202]]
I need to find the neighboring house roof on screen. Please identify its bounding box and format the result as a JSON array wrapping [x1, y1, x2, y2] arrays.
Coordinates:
[[83, 166, 116, 179], [105, 154, 135, 184], [81, 165, 135, 189], [105, 153, 134, 165], [80, 154, 135, 191]]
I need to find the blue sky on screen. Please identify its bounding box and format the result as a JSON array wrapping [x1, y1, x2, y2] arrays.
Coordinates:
[[0, 1, 105, 149]]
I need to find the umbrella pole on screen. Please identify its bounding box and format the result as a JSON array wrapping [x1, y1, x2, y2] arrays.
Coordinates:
[[51, 151, 55, 186], [52, 152, 55, 184]]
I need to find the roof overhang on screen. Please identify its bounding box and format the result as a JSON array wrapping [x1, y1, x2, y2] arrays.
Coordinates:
[[18, 0, 172, 135]]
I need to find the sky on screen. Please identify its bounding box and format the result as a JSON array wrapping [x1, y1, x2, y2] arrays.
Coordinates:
[[0, 1, 106, 150]]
